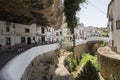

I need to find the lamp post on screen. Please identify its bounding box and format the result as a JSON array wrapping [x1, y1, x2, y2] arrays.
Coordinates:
[[13, 24, 16, 45]]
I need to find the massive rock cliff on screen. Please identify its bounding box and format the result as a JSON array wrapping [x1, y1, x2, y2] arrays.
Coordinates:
[[0, 0, 63, 29]]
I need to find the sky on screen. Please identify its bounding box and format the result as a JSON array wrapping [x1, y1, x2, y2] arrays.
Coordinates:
[[76, 0, 111, 27]]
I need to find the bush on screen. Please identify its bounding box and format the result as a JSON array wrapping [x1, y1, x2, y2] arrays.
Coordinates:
[[45, 59, 54, 65], [72, 59, 77, 71], [55, 49, 61, 57], [100, 42, 106, 47], [81, 54, 99, 71], [64, 57, 78, 72], [64, 57, 71, 66], [76, 61, 100, 80], [76, 55, 82, 65]]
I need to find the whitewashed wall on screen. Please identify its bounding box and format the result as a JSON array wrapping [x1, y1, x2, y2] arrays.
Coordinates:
[[108, 0, 120, 53], [0, 43, 59, 80], [0, 21, 37, 46]]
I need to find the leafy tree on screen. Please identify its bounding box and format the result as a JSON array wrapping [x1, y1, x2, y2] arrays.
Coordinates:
[[64, 0, 86, 57], [76, 61, 100, 80]]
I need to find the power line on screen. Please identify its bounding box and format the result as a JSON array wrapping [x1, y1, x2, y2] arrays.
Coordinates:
[[87, 1, 107, 15]]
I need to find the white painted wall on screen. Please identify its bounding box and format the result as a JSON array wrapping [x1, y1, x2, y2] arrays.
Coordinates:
[[108, 0, 120, 53], [0, 21, 37, 46], [0, 43, 59, 80]]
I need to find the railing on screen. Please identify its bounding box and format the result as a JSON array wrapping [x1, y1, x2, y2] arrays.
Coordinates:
[[0, 43, 59, 80], [76, 37, 110, 46]]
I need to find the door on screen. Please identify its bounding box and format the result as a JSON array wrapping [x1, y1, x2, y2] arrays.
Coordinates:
[[41, 36, 45, 44], [27, 37, 31, 45]]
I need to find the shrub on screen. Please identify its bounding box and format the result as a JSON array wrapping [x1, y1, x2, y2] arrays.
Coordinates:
[[72, 59, 77, 71], [55, 49, 61, 57], [64, 57, 78, 72], [81, 54, 99, 71], [64, 57, 71, 66], [76, 61, 100, 80], [76, 55, 82, 65], [45, 59, 54, 65]]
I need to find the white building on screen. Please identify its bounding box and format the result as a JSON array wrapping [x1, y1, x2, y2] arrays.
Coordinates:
[[74, 23, 85, 41], [54, 23, 72, 42], [74, 23, 100, 41], [107, 0, 120, 53], [0, 21, 55, 46], [0, 21, 37, 46]]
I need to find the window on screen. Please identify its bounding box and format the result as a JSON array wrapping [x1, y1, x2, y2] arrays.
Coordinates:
[[6, 22, 11, 27], [6, 27, 10, 32], [25, 28, 30, 33], [6, 37, 11, 45], [56, 32, 59, 36], [33, 37, 35, 41], [116, 21, 120, 29], [111, 22, 113, 31], [112, 40, 114, 47], [41, 27, 45, 33], [21, 37, 26, 43], [48, 29, 50, 32], [60, 31, 62, 36]]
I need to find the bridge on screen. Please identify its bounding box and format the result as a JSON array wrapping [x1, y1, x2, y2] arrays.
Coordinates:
[[74, 37, 110, 56], [76, 37, 110, 46], [0, 37, 110, 80]]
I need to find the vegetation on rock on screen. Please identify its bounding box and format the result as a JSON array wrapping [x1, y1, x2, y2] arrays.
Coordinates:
[[76, 61, 100, 80]]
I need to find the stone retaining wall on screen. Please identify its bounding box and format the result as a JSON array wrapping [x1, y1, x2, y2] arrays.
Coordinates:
[[98, 47, 120, 80], [74, 43, 88, 57]]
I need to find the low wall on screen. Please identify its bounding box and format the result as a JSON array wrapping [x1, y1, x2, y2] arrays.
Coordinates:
[[0, 43, 59, 80], [98, 47, 120, 80]]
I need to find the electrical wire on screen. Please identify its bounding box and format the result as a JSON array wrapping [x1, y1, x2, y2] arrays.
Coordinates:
[[87, 1, 107, 15]]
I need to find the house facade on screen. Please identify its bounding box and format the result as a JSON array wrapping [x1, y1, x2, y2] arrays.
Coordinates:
[[0, 21, 55, 46], [74, 23, 100, 41], [0, 21, 37, 46], [54, 23, 72, 42], [107, 0, 120, 53], [74, 23, 85, 41]]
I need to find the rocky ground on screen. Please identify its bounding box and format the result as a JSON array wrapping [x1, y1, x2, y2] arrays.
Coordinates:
[[21, 49, 74, 80]]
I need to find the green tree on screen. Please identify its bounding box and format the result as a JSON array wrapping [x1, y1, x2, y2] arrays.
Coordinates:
[[64, 0, 86, 57], [76, 61, 100, 80]]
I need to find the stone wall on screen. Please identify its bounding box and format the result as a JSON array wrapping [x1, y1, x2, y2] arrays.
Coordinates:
[[74, 43, 88, 57], [98, 47, 120, 80], [74, 41, 103, 57]]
